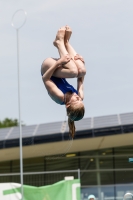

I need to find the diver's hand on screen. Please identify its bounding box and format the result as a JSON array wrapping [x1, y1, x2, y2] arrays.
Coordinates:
[[57, 54, 71, 65]]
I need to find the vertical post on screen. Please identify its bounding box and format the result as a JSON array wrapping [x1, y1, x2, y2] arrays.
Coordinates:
[[17, 28, 23, 199], [78, 169, 80, 180], [96, 156, 101, 200], [11, 10, 27, 200], [10, 161, 13, 182], [113, 148, 116, 200], [44, 157, 46, 185]]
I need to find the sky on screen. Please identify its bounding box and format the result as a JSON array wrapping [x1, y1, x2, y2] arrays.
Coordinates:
[[0, 0, 133, 125]]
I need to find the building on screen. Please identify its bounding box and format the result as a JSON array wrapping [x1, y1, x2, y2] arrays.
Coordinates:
[[0, 112, 133, 200]]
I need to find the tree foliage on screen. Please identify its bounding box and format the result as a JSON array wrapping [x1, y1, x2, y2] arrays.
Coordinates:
[[0, 118, 19, 128]]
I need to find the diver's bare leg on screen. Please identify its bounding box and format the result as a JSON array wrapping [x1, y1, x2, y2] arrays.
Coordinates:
[[41, 27, 78, 78], [65, 25, 86, 77]]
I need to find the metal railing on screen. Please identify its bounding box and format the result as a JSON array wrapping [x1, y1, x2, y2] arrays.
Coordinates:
[[0, 169, 80, 186], [0, 169, 133, 200]]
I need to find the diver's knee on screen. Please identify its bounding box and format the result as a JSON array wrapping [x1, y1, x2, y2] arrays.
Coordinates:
[[70, 66, 78, 77], [78, 67, 86, 77]]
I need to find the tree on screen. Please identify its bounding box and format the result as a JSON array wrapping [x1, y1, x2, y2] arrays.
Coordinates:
[[0, 118, 19, 128]]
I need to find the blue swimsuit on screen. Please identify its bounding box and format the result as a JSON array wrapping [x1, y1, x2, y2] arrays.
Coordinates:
[[50, 76, 78, 105]]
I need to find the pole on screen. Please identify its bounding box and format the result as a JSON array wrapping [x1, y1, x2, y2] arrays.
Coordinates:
[[96, 156, 101, 200], [17, 28, 24, 199], [11, 9, 27, 200], [78, 169, 80, 180]]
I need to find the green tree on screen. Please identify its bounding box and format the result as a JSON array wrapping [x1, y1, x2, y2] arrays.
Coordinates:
[[0, 118, 19, 128]]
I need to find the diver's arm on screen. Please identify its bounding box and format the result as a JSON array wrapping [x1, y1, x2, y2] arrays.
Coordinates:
[[42, 61, 60, 81], [43, 78, 64, 104], [77, 76, 84, 100], [43, 55, 71, 81], [42, 55, 71, 104]]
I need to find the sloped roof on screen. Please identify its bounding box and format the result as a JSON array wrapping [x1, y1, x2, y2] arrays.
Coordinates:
[[0, 112, 133, 142]]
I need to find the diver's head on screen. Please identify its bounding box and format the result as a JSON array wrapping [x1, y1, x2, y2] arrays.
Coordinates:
[[65, 92, 85, 121], [65, 93, 85, 138], [66, 100, 85, 121]]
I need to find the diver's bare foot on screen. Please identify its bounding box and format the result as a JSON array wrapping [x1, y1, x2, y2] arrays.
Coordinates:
[[53, 27, 66, 47], [64, 25, 72, 44]]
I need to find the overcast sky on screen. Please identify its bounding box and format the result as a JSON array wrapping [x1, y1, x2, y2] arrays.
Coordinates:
[[0, 0, 133, 125]]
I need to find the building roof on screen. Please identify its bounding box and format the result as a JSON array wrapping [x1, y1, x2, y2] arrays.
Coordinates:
[[0, 112, 133, 149]]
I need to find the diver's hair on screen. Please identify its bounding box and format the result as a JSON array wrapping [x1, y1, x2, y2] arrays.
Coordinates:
[[67, 103, 85, 138], [68, 118, 75, 139]]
